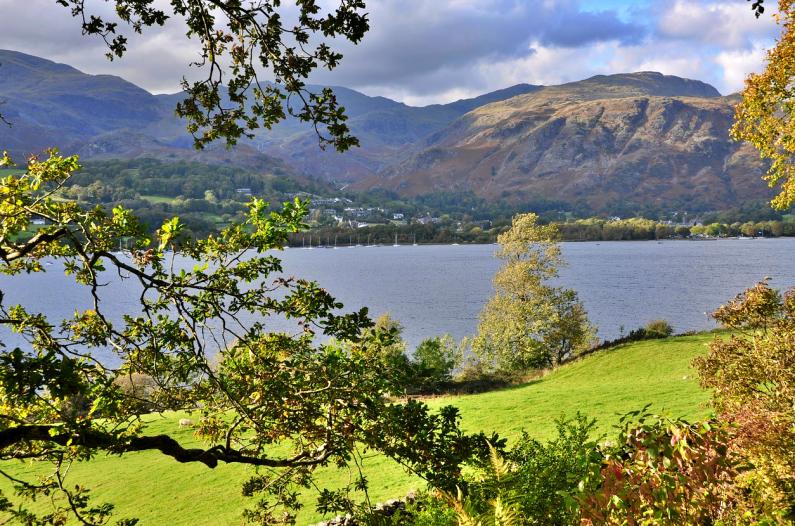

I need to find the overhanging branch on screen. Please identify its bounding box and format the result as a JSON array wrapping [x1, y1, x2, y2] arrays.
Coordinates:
[[0, 228, 68, 263], [0, 424, 331, 469]]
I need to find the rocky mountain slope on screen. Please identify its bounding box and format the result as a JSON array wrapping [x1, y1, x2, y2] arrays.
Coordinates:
[[364, 73, 770, 211], [0, 50, 297, 170]]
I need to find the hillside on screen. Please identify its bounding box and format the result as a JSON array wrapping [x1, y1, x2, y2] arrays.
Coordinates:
[[0, 333, 714, 524], [256, 83, 543, 181], [0, 51, 774, 212], [365, 72, 770, 212], [0, 50, 538, 180]]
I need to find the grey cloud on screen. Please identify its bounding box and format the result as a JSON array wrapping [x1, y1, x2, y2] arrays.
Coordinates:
[[0, 0, 643, 100], [0, 0, 767, 105], [651, 0, 778, 49], [539, 9, 645, 47], [0, 0, 204, 93], [310, 0, 644, 89]]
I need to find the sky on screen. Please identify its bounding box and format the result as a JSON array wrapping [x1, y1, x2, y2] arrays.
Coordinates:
[[0, 0, 780, 106]]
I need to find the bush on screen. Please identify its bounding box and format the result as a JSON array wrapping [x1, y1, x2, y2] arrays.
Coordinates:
[[409, 335, 460, 393], [694, 281, 795, 520], [643, 319, 673, 338], [113, 372, 158, 399], [445, 414, 602, 526], [385, 493, 457, 526], [502, 414, 602, 524], [586, 320, 674, 355], [580, 415, 743, 525]]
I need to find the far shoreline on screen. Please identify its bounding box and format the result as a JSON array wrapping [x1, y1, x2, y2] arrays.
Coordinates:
[[285, 236, 795, 248]]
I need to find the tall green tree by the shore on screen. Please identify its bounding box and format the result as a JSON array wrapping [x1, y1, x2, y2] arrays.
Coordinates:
[[473, 213, 596, 372]]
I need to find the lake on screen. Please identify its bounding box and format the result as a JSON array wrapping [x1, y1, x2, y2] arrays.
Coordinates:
[[1, 238, 794, 353]]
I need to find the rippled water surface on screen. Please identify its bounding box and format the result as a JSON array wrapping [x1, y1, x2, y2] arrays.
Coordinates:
[[2, 238, 794, 353]]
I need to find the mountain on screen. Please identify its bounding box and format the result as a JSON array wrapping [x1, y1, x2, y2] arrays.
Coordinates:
[[362, 73, 770, 212], [0, 50, 283, 170], [0, 49, 161, 159], [0, 49, 540, 180], [248, 84, 542, 182], [0, 51, 773, 212]]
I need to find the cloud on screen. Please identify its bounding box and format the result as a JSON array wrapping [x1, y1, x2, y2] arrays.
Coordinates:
[[655, 0, 777, 48], [0, 0, 204, 93], [310, 0, 643, 88], [323, 0, 780, 100], [0, 0, 783, 104], [539, 8, 645, 46], [715, 43, 770, 92]]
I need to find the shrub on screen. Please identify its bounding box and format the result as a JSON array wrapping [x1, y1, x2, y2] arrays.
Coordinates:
[[446, 414, 602, 526], [385, 493, 457, 526], [502, 414, 602, 524], [409, 335, 460, 393], [694, 281, 795, 520], [643, 319, 673, 338], [113, 372, 158, 400], [586, 320, 674, 355], [579, 414, 743, 525]]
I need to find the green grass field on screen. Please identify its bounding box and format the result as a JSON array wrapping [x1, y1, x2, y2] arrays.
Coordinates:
[[0, 333, 717, 525], [139, 194, 179, 204]]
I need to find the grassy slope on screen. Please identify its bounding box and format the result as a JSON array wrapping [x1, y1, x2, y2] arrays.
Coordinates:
[[434, 333, 713, 440], [0, 333, 716, 525]]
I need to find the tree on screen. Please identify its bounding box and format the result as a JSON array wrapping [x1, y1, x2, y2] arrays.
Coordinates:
[[0, 151, 494, 524], [732, 0, 795, 209], [473, 213, 596, 372], [358, 313, 413, 390], [2, 0, 370, 152]]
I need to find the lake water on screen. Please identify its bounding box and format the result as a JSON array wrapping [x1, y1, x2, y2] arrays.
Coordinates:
[[1, 239, 794, 353]]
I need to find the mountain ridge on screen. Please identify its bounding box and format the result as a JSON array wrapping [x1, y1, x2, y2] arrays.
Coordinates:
[[0, 49, 772, 212]]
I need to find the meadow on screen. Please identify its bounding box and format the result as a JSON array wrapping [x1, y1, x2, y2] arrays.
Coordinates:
[[0, 333, 716, 524]]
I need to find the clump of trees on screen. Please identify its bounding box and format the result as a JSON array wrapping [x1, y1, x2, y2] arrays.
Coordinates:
[[560, 217, 795, 241], [45, 158, 332, 239], [689, 220, 795, 238], [473, 213, 596, 373], [558, 217, 676, 241], [360, 315, 496, 396]]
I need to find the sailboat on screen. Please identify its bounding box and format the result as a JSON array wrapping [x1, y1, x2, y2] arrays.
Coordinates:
[[412, 233, 417, 246], [393, 232, 399, 247]]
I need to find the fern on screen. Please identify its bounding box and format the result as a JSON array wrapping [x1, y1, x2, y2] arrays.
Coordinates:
[[442, 444, 522, 526]]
